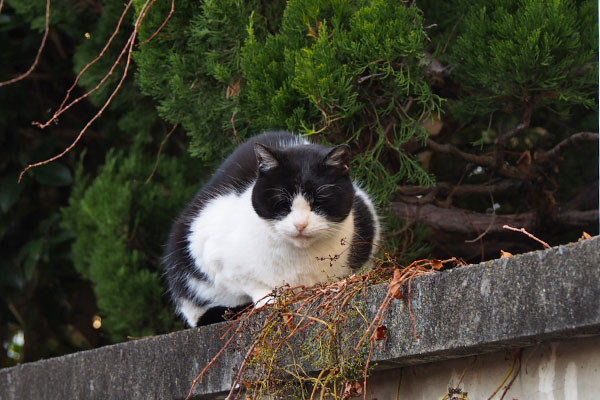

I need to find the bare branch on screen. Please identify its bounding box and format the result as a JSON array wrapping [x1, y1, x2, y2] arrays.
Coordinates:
[[33, 0, 135, 129], [535, 132, 599, 163], [392, 201, 598, 235], [502, 225, 551, 249], [398, 180, 524, 198], [426, 138, 532, 180], [494, 106, 533, 169], [496, 106, 533, 145], [426, 138, 492, 166], [0, 0, 50, 87], [137, 0, 175, 47], [144, 124, 178, 184], [19, 0, 158, 182]]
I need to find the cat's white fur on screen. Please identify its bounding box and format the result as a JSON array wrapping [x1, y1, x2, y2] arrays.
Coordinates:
[[181, 184, 377, 326]]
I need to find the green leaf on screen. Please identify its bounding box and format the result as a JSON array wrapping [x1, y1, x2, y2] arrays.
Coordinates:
[[0, 173, 24, 213], [17, 238, 44, 282], [34, 162, 73, 187]]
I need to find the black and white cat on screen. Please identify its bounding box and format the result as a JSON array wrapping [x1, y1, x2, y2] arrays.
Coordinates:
[[164, 131, 380, 327]]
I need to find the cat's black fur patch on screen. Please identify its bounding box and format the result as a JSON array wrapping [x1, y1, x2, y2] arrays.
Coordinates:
[[196, 304, 250, 326], [348, 194, 376, 269], [251, 143, 354, 222]]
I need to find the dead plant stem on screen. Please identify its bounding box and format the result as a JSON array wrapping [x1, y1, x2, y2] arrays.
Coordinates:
[[145, 124, 178, 184], [0, 0, 50, 87], [34, 0, 135, 129], [502, 225, 551, 249]]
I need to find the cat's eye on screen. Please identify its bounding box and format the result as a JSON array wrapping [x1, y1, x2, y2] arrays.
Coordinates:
[[314, 184, 337, 200], [264, 187, 292, 211]]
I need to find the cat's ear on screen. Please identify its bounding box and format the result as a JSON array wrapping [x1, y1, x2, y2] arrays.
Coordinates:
[[323, 145, 351, 175], [254, 144, 280, 173]]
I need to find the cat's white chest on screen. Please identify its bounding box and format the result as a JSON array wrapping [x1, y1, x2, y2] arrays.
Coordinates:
[[187, 187, 354, 305]]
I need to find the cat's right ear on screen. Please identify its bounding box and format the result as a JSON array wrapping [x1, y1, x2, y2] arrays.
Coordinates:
[[254, 144, 279, 173]]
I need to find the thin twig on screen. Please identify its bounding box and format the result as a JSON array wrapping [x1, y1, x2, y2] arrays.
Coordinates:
[[145, 124, 178, 184], [20, 31, 137, 182], [137, 0, 175, 46], [494, 106, 532, 169], [20, 0, 156, 182], [395, 369, 403, 400], [231, 111, 241, 144], [33, 0, 135, 129], [427, 138, 494, 167], [362, 340, 374, 400], [186, 333, 238, 399], [487, 349, 519, 400], [537, 132, 599, 162], [465, 191, 497, 243], [442, 12, 464, 54], [0, 0, 50, 87], [502, 225, 551, 249], [499, 349, 521, 400]]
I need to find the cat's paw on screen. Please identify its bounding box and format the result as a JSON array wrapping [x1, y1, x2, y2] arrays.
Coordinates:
[[253, 294, 276, 310]]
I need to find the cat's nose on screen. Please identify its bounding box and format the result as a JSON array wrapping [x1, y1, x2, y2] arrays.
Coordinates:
[[294, 221, 308, 233]]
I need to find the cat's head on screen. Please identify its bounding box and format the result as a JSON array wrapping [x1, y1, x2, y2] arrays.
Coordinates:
[[251, 143, 355, 248]]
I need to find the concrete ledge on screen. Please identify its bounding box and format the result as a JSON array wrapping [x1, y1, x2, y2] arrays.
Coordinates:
[[1, 237, 599, 399]]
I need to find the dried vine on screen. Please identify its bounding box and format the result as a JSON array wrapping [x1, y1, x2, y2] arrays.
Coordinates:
[[185, 248, 467, 400], [0, 0, 50, 88], [16, 0, 175, 183]]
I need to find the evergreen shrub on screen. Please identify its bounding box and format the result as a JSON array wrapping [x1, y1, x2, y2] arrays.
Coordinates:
[[62, 149, 198, 339], [61, 0, 598, 343], [136, 0, 443, 204]]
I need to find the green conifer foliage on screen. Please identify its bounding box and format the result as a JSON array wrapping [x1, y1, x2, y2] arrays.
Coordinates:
[[134, 0, 285, 161], [449, 0, 597, 118], [241, 0, 442, 201], [63, 150, 197, 340], [135, 0, 442, 203]]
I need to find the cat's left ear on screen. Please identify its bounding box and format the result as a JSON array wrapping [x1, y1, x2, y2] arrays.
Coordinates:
[[254, 143, 280, 173], [323, 145, 351, 175]]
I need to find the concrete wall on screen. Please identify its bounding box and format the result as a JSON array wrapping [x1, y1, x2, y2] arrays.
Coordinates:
[[1, 236, 598, 399], [370, 336, 600, 400]]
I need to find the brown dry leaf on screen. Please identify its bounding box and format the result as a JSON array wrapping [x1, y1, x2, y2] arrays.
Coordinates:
[[373, 325, 388, 341], [343, 381, 363, 399], [422, 114, 444, 136], [579, 232, 592, 242], [517, 150, 532, 170], [307, 21, 322, 40], [283, 313, 295, 331], [431, 259, 444, 270], [500, 250, 513, 258], [226, 78, 242, 99], [388, 268, 404, 299], [455, 258, 468, 267]]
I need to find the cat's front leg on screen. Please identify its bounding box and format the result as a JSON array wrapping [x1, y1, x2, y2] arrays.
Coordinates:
[[249, 288, 277, 310]]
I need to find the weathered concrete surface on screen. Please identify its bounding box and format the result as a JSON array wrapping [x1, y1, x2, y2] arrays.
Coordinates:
[[0, 322, 243, 400], [0, 236, 598, 400], [368, 235, 600, 368], [369, 335, 600, 400]]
